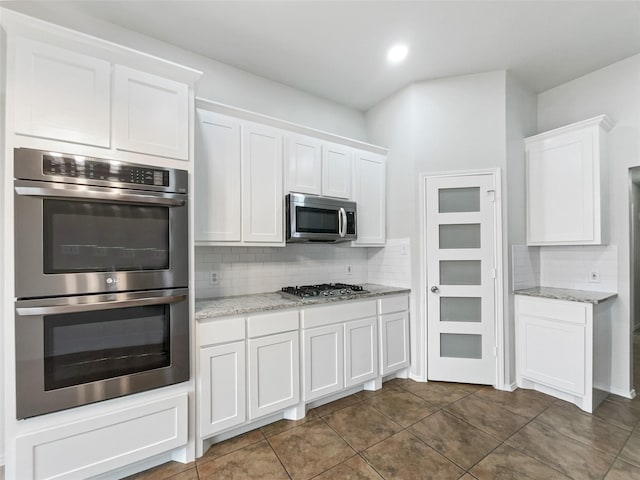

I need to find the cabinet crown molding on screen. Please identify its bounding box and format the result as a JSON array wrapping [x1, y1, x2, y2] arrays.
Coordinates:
[[525, 115, 614, 147], [196, 97, 388, 155], [0, 7, 203, 85]]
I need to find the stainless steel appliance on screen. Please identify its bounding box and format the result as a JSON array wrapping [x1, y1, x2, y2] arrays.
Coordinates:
[[281, 283, 368, 299], [15, 289, 189, 419], [13, 148, 190, 418], [14, 148, 188, 298], [286, 193, 357, 243]]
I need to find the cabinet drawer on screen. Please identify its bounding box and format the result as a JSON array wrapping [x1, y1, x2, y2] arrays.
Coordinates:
[[301, 299, 377, 328], [247, 310, 299, 338], [16, 394, 187, 480], [516, 296, 588, 325], [199, 316, 245, 346], [379, 295, 409, 315]]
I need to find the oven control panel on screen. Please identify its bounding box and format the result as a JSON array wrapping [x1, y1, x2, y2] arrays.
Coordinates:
[[43, 155, 170, 187]]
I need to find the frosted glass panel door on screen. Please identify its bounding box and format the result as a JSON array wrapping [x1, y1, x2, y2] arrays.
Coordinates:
[[425, 173, 497, 385]]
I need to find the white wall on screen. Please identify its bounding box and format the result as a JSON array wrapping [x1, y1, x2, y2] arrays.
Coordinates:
[[633, 178, 640, 330], [1, 2, 367, 140], [537, 53, 640, 396], [0, 24, 5, 467], [366, 71, 531, 385]]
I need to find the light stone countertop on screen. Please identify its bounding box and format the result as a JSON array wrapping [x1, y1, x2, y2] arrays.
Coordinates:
[[514, 286, 617, 304], [195, 283, 410, 320]]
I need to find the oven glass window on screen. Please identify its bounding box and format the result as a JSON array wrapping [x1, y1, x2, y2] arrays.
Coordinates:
[[43, 199, 169, 273], [43, 305, 170, 391], [296, 206, 339, 234]]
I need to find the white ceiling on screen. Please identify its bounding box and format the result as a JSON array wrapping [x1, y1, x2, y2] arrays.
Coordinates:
[[4, 1, 640, 111]]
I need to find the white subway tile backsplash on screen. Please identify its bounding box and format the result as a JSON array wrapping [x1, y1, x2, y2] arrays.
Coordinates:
[[195, 243, 368, 298], [512, 245, 540, 290], [539, 245, 617, 291], [512, 244, 618, 293], [367, 238, 411, 288]]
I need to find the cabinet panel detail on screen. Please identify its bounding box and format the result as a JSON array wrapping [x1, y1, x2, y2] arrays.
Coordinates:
[[14, 37, 111, 147], [248, 331, 299, 419], [199, 342, 246, 436], [195, 110, 242, 242], [114, 65, 189, 160], [303, 324, 344, 401]]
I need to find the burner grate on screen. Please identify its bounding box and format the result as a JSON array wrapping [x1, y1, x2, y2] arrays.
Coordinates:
[[281, 283, 367, 298]]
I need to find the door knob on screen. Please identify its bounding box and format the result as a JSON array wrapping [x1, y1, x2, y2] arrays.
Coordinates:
[[430, 286, 439, 293]]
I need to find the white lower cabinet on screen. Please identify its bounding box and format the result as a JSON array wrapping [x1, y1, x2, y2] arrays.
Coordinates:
[[248, 331, 300, 419], [301, 299, 379, 401], [515, 294, 613, 413], [302, 324, 344, 401], [199, 342, 246, 437], [379, 311, 410, 375], [379, 295, 410, 376], [16, 394, 187, 480], [196, 293, 410, 455], [344, 317, 378, 387]]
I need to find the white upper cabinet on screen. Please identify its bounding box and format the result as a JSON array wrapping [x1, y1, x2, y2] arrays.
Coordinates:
[[195, 110, 242, 242], [14, 37, 111, 147], [242, 122, 284, 244], [285, 135, 323, 196], [352, 150, 386, 246], [525, 115, 613, 245], [113, 65, 189, 160], [322, 143, 352, 199], [285, 135, 352, 199]]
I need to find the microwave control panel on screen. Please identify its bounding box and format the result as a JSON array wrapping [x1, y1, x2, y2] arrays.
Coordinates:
[[43, 155, 169, 187]]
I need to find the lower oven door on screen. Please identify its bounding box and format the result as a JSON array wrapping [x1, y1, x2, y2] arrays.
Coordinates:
[[15, 288, 189, 419]]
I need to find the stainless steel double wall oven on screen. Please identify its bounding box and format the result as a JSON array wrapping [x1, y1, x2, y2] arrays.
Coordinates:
[[14, 148, 190, 419]]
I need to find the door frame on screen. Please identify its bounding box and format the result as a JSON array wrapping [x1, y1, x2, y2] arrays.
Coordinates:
[[418, 168, 505, 389]]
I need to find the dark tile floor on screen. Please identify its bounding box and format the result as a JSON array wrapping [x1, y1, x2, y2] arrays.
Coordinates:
[[128, 371, 640, 480]]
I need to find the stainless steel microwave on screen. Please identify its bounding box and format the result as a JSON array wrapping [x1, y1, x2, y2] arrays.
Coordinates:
[[286, 193, 357, 243]]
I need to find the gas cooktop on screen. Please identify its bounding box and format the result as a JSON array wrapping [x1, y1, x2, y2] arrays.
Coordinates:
[[281, 283, 368, 299]]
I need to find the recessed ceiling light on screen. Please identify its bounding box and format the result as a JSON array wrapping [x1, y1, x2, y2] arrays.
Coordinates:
[[387, 44, 409, 63]]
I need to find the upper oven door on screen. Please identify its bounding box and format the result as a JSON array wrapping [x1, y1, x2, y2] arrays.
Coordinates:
[[14, 180, 188, 298]]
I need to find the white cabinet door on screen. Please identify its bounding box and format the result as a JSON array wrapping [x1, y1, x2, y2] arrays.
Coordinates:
[[248, 331, 299, 419], [195, 110, 242, 242], [344, 317, 378, 387], [199, 342, 246, 437], [14, 37, 111, 147], [380, 311, 410, 375], [113, 65, 189, 160], [302, 324, 344, 401], [525, 116, 611, 245], [516, 296, 588, 396], [285, 134, 322, 196], [242, 123, 284, 244], [352, 150, 386, 246], [322, 143, 352, 199]]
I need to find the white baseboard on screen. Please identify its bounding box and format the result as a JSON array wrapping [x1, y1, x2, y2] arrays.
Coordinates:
[[608, 386, 636, 399], [408, 372, 427, 382], [498, 381, 518, 392]]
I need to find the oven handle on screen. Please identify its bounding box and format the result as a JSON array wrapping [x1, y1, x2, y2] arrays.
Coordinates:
[[14, 184, 185, 207], [16, 293, 188, 316]]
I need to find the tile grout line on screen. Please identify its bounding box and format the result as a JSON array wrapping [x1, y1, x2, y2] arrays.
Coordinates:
[[262, 431, 294, 480]]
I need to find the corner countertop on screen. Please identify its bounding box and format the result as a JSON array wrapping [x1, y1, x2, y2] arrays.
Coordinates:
[[514, 286, 617, 304], [195, 283, 410, 320]]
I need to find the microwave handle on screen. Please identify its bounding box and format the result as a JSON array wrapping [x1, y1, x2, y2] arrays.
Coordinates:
[[14, 184, 185, 207], [16, 293, 188, 316], [339, 208, 347, 237]]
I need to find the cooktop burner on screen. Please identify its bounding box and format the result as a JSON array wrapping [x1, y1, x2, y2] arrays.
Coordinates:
[[281, 283, 368, 299]]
